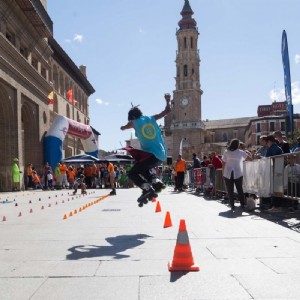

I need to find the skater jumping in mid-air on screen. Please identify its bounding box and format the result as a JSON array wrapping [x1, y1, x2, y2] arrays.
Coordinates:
[[120, 93, 171, 206]]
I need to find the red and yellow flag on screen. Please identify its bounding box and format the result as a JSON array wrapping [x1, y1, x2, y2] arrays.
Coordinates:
[[48, 91, 54, 105]]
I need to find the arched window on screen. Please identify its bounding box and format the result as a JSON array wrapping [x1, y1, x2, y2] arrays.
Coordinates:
[[184, 65, 188, 77], [184, 37, 187, 48]]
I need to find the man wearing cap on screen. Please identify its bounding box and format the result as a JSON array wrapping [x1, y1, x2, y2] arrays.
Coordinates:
[[12, 158, 22, 191]]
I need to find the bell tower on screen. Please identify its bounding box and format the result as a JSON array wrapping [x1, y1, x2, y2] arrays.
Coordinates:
[[165, 0, 205, 160]]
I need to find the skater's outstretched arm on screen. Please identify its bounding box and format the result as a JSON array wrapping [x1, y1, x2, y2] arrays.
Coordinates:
[[153, 93, 171, 121], [120, 121, 134, 131]]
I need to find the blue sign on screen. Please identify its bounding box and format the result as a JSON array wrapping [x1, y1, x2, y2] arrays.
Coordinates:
[[281, 30, 293, 134]]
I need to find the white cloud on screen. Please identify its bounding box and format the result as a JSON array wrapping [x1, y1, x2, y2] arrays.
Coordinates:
[[73, 34, 83, 42], [295, 54, 300, 64], [95, 98, 109, 105], [269, 81, 300, 104]]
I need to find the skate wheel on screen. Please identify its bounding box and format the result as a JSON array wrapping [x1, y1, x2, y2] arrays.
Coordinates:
[[138, 202, 143, 207], [143, 199, 148, 204]]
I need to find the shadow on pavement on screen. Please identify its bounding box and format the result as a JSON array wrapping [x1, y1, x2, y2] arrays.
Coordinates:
[[170, 271, 189, 282], [66, 233, 152, 260]]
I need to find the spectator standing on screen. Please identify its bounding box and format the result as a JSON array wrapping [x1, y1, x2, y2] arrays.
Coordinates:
[[107, 161, 116, 195], [192, 153, 201, 168], [256, 135, 268, 158], [210, 152, 223, 186], [26, 163, 33, 189], [84, 164, 93, 188], [54, 163, 61, 187], [273, 131, 290, 153], [46, 170, 54, 190], [12, 158, 22, 191], [68, 166, 75, 188], [174, 154, 186, 192], [265, 135, 284, 212], [43, 162, 52, 189], [291, 137, 300, 153], [59, 161, 68, 188], [265, 135, 284, 157], [222, 139, 252, 211], [32, 170, 43, 189]]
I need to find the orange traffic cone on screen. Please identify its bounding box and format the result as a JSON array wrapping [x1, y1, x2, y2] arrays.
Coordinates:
[[163, 211, 172, 228], [69, 211, 73, 217], [168, 219, 199, 272], [63, 214, 67, 220], [155, 201, 161, 213]]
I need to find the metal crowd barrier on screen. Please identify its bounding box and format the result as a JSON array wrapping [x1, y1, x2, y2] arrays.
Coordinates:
[[243, 152, 300, 202]]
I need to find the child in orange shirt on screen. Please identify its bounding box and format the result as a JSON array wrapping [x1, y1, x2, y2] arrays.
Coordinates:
[[32, 171, 43, 189], [68, 166, 75, 188]]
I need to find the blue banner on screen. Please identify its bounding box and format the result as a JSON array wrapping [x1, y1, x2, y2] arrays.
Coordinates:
[[281, 30, 293, 134]]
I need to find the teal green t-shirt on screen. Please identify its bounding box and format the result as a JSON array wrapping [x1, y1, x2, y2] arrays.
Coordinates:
[[132, 116, 167, 161]]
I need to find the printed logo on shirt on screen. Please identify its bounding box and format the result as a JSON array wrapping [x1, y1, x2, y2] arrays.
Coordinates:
[[141, 123, 156, 140]]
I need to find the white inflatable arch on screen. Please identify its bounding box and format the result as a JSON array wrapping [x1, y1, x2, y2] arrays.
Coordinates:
[[44, 115, 98, 170]]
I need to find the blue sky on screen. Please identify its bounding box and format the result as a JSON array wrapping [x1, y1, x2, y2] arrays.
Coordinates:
[[47, 0, 300, 151]]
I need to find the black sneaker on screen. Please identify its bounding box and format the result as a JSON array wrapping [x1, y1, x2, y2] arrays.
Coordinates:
[[137, 188, 157, 207], [152, 179, 166, 193], [110, 189, 116, 196]]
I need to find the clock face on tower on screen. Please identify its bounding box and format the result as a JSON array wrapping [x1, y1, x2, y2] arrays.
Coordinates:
[[180, 98, 189, 107]]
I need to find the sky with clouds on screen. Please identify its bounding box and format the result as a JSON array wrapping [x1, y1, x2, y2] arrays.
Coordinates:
[[48, 0, 300, 151]]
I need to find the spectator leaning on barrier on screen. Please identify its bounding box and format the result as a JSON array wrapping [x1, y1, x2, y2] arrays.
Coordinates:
[[291, 136, 300, 153], [192, 153, 201, 168], [273, 130, 290, 153], [255, 135, 268, 158], [264, 135, 284, 212], [222, 139, 252, 211], [265, 135, 284, 158]]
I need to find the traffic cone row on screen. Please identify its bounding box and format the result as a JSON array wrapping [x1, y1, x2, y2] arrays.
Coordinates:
[[1, 191, 106, 222], [63, 194, 110, 220]]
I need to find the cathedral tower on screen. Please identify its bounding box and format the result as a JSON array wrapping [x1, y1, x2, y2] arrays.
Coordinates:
[[165, 0, 205, 161]]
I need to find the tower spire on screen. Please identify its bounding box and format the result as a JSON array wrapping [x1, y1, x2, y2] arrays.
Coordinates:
[[178, 0, 197, 30]]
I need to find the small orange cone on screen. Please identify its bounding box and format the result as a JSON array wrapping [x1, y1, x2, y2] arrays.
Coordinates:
[[74, 209, 77, 214], [69, 211, 73, 217], [163, 211, 172, 228], [79, 207, 82, 212], [168, 219, 199, 272], [63, 214, 67, 220], [155, 201, 161, 213]]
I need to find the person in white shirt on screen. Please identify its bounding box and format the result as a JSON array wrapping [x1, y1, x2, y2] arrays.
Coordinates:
[[222, 139, 252, 211]]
